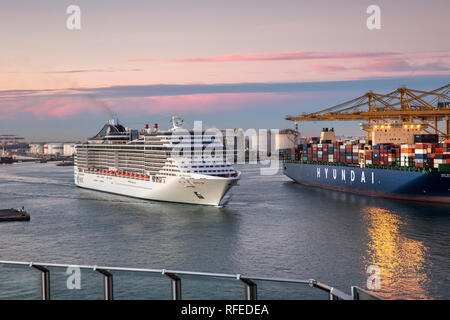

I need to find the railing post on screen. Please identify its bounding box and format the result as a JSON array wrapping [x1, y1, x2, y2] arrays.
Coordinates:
[[96, 269, 114, 300], [31, 265, 50, 300], [241, 278, 257, 300], [165, 273, 182, 300]]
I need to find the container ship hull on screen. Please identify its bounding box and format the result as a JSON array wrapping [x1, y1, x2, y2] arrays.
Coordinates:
[[284, 162, 450, 204]]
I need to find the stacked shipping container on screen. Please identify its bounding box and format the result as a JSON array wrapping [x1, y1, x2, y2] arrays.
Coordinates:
[[432, 143, 450, 169], [294, 138, 450, 171]]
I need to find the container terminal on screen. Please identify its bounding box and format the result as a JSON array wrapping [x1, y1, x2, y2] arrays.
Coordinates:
[[284, 84, 450, 203]]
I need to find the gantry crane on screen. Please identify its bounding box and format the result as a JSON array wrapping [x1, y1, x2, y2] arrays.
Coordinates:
[[286, 84, 450, 141]]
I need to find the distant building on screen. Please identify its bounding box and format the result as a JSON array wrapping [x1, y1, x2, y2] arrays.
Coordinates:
[[29, 143, 45, 154], [63, 143, 76, 156], [275, 129, 300, 151], [250, 129, 300, 158], [44, 143, 64, 156], [0, 134, 24, 146], [29, 142, 76, 156]]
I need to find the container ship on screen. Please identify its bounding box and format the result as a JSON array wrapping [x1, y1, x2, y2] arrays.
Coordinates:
[[284, 128, 450, 204], [74, 116, 240, 206]]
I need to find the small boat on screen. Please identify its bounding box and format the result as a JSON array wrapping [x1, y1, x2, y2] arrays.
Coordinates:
[[0, 207, 30, 222], [56, 160, 74, 166]]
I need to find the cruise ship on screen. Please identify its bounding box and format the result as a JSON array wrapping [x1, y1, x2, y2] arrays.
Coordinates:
[[74, 116, 240, 206]]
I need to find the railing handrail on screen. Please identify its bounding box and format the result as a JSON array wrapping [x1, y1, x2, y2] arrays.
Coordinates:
[[0, 260, 383, 300], [0, 260, 312, 284]]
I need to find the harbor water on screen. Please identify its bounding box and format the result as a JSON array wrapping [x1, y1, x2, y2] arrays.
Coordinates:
[[0, 162, 449, 299]]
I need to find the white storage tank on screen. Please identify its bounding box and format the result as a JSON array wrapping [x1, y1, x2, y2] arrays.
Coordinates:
[[63, 143, 76, 156], [29, 143, 44, 154], [44, 143, 64, 155], [275, 130, 301, 150]]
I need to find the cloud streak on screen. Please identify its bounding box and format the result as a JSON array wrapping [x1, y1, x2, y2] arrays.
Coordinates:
[[123, 51, 397, 63], [313, 57, 450, 73], [41, 68, 143, 74]]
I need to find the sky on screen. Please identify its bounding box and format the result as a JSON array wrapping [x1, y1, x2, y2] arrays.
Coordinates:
[[0, 0, 449, 141]]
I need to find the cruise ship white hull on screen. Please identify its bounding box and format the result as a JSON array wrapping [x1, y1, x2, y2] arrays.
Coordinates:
[[74, 166, 240, 206]]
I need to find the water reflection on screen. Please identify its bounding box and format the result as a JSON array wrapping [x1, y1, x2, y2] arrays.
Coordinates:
[[362, 207, 430, 299]]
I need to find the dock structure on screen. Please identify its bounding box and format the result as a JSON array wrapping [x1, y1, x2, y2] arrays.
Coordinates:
[[0, 260, 383, 300], [0, 209, 30, 222]]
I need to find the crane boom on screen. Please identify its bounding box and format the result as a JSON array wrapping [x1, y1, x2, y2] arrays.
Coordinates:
[[285, 84, 450, 140]]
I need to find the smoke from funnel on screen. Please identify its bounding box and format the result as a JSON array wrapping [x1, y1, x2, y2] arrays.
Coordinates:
[[85, 94, 117, 119]]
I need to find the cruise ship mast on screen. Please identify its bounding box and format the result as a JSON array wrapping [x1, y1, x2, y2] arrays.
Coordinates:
[[170, 115, 184, 131]]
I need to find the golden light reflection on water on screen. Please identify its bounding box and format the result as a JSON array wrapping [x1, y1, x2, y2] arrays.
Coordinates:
[[362, 206, 430, 299]]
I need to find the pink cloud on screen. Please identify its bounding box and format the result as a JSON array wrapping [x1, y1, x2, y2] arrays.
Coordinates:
[[0, 92, 303, 120], [312, 57, 450, 75], [312, 63, 348, 72], [123, 51, 396, 63], [0, 96, 108, 120], [120, 58, 159, 63], [108, 92, 299, 115], [25, 98, 92, 118]]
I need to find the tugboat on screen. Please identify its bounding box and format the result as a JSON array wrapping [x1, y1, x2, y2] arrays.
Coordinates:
[[1, 148, 16, 164], [0, 207, 30, 222]]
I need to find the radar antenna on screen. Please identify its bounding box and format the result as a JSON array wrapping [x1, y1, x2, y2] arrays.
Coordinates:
[[170, 115, 184, 130]]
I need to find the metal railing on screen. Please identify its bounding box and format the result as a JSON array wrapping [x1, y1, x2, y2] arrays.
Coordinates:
[[0, 260, 382, 300]]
